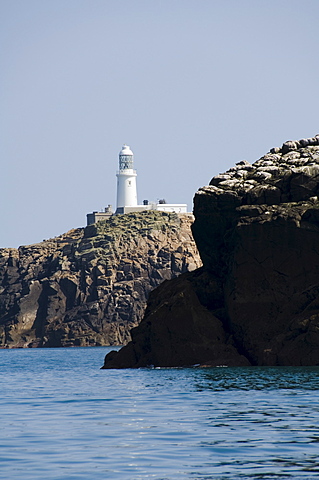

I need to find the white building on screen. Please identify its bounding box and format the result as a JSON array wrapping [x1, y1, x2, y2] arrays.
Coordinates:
[[87, 145, 187, 225]]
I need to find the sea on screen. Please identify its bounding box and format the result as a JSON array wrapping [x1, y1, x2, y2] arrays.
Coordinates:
[[1, 347, 319, 480]]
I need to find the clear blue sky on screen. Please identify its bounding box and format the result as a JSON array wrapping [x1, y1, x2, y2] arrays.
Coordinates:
[[1, 0, 319, 248]]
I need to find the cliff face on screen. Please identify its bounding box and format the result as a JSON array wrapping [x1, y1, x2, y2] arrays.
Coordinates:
[[103, 135, 319, 368], [0, 212, 201, 348]]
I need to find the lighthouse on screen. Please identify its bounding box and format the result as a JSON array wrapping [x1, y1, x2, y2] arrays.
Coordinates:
[[116, 144, 138, 213], [86, 144, 188, 224]]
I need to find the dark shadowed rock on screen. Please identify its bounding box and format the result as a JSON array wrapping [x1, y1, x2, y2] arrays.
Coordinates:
[[102, 270, 249, 368], [103, 134, 319, 368]]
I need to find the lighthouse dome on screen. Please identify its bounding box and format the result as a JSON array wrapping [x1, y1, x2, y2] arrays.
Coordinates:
[[119, 145, 133, 156]]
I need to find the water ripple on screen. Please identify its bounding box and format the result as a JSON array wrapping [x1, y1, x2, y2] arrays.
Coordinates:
[[1, 348, 319, 479]]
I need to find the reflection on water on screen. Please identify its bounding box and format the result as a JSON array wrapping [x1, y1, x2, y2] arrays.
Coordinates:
[[0, 348, 319, 479]]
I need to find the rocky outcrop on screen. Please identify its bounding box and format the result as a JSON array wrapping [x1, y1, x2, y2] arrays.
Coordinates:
[[0, 211, 201, 348], [102, 134, 319, 368]]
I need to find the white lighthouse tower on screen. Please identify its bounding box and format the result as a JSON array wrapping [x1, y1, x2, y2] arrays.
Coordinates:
[[116, 144, 138, 213]]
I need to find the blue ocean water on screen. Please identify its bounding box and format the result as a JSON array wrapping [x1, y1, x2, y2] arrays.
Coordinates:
[[1, 347, 319, 479]]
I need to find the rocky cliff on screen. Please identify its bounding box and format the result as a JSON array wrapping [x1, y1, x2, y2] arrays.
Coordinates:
[[102, 134, 319, 368], [0, 211, 201, 348]]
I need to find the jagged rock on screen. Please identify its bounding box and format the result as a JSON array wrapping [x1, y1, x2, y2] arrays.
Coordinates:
[[0, 211, 201, 348], [103, 134, 319, 368]]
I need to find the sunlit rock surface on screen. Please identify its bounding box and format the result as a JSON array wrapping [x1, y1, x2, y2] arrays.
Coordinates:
[[0, 212, 201, 348]]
